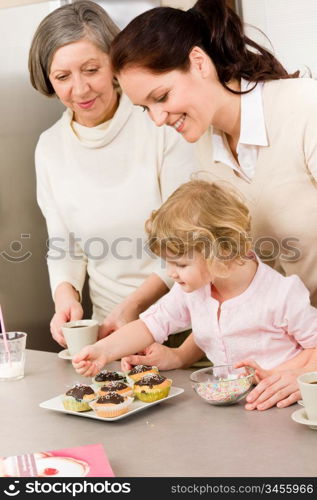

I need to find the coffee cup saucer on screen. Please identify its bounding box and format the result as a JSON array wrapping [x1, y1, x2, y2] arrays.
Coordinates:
[[57, 349, 73, 361], [291, 408, 317, 430]]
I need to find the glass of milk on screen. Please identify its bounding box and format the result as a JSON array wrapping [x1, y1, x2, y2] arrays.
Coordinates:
[[0, 332, 27, 381]]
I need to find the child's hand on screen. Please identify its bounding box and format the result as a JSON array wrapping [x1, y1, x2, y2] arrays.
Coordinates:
[[72, 345, 107, 377], [235, 359, 272, 384]]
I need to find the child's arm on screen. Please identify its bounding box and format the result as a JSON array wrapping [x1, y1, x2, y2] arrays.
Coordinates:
[[121, 332, 205, 371], [72, 319, 155, 377]]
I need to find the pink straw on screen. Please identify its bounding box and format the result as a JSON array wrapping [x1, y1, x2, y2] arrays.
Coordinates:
[[0, 304, 11, 365]]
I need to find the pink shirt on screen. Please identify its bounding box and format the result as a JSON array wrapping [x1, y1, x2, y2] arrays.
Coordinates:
[[140, 259, 317, 369]]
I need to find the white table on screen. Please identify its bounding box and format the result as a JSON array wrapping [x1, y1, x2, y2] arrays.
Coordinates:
[[2, 350, 315, 477]]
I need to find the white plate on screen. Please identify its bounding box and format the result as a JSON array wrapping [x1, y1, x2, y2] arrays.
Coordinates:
[[57, 349, 73, 361], [291, 408, 317, 430], [39, 386, 184, 421]]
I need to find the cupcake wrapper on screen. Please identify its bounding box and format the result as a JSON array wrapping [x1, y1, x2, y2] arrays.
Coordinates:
[[89, 396, 133, 418], [94, 407, 129, 418], [134, 386, 171, 403], [62, 398, 92, 412]]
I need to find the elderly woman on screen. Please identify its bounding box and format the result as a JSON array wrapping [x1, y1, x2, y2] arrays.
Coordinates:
[[108, 0, 317, 407], [28, 0, 198, 352]]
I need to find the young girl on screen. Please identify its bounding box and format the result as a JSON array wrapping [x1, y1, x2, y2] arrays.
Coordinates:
[[73, 180, 317, 408]]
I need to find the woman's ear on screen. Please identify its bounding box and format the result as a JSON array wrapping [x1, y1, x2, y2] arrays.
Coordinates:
[[189, 46, 212, 78]]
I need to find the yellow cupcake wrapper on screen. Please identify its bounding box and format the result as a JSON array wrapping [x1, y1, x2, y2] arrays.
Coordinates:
[[62, 398, 92, 412], [133, 386, 171, 403]]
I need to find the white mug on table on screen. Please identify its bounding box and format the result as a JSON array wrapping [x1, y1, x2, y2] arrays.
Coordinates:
[[297, 371, 317, 421], [61, 320, 98, 356]]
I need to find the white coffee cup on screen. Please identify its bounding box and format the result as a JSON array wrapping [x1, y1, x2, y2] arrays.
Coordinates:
[[297, 371, 317, 421], [61, 319, 99, 356]]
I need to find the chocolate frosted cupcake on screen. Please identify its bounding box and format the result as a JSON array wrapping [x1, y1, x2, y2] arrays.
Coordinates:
[[62, 384, 96, 412], [133, 374, 172, 402], [98, 381, 133, 398], [91, 392, 133, 418], [92, 370, 127, 387], [127, 364, 158, 383]]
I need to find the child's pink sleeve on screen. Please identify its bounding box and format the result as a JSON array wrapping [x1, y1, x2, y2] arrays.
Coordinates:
[[139, 283, 191, 344], [285, 276, 317, 347]]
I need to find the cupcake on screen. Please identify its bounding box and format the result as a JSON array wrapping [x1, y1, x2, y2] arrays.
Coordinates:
[[127, 364, 158, 383], [62, 384, 96, 412], [133, 374, 172, 402], [97, 381, 134, 398], [92, 370, 127, 387], [91, 392, 133, 418]]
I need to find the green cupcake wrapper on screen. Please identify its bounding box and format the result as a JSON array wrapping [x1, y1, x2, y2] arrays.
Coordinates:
[[62, 399, 92, 412], [134, 386, 171, 403]]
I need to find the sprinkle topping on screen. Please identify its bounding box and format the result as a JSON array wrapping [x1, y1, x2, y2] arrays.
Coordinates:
[[135, 374, 166, 388], [100, 381, 128, 392], [96, 392, 125, 405], [66, 384, 95, 400], [95, 371, 126, 382], [128, 365, 153, 375]]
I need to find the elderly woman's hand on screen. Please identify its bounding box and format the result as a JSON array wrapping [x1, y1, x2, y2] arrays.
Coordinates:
[[235, 359, 301, 410], [50, 303, 83, 347], [51, 283, 83, 347], [98, 301, 140, 339]]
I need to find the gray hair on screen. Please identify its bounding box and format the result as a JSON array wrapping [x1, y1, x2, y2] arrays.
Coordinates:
[[28, 0, 120, 96]]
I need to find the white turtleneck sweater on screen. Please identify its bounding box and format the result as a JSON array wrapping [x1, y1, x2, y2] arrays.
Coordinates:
[[35, 94, 197, 322]]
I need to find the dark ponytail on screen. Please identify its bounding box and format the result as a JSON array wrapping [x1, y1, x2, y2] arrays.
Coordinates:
[[110, 0, 299, 92], [194, 0, 299, 90]]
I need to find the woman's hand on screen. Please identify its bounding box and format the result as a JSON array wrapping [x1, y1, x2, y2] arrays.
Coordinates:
[[51, 282, 83, 347], [121, 343, 184, 372], [235, 359, 301, 410], [98, 301, 140, 339], [98, 273, 169, 339]]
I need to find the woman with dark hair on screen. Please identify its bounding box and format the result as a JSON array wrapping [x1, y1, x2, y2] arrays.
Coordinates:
[[110, 0, 317, 409], [29, 0, 198, 355]]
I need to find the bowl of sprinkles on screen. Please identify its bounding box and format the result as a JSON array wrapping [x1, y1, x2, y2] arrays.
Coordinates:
[[190, 365, 255, 406]]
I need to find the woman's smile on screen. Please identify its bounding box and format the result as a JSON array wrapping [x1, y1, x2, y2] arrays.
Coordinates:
[[171, 114, 186, 133], [77, 98, 97, 109]]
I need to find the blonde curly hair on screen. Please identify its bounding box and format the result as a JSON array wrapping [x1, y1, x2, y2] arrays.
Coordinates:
[[146, 180, 252, 263]]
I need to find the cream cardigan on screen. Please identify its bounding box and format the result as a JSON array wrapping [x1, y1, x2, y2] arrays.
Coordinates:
[[195, 78, 317, 306]]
